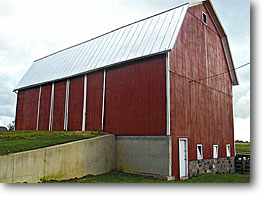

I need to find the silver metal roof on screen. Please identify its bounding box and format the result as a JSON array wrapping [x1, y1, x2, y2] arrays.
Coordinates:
[[14, 3, 189, 91]]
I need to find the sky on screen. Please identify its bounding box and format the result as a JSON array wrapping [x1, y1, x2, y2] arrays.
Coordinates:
[[0, 0, 250, 141]]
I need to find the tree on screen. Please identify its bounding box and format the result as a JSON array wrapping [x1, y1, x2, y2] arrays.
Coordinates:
[[7, 121, 15, 131]]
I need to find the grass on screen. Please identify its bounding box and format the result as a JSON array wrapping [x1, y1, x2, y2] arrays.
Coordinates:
[[0, 130, 104, 156], [40, 170, 250, 183], [235, 142, 250, 155]]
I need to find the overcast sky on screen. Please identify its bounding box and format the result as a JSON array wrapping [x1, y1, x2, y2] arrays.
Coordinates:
[[0, 0, 250, 141]]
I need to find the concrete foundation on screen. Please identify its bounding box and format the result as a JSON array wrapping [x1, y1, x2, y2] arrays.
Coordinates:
[[0, 134, 115, 183], [189, 157, 235, 178], [0, 134, 236, 183], [116, 136, 172, 178]]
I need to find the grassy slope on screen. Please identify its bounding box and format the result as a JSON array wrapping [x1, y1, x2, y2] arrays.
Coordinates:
[[0, 130, 104, 156], [41, 170, 250, 183]]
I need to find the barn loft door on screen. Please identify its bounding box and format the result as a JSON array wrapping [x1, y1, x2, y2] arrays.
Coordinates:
[[179, 138, 188, 179]]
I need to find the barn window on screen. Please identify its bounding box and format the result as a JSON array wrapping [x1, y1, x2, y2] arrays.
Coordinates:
[[226, 144, 231, 157], [202, 12, 207, 25], [213, 145, 218, 158], [197, 144, 203, 160]]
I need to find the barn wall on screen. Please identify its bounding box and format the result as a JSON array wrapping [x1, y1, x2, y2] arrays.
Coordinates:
[[16, 87, 39, 130], [169, 5, 234, 178], [67, 76, 84, 131], [38, 84, 52, 130], [85, 70, 104, 131], [104, 54, 166, 136], [52, 80, 66, 131], [16, 53, 166, 133]]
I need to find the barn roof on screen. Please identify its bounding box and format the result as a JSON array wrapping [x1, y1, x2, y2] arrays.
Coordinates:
[[14, 0, 238, 91], [14, 3, 189, 91]]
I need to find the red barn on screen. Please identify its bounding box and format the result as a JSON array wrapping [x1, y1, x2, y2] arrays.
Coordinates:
[[14, 0, 238, 180]]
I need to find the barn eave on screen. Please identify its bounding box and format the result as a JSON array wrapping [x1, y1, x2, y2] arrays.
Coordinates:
[[13, 50, 170, 92]]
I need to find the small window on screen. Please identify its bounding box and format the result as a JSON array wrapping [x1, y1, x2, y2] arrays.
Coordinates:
[[226, 144, 231, 157], [197, 144, 203, 160], [202, 12, 207, 25], [213, 145, 218, 158]]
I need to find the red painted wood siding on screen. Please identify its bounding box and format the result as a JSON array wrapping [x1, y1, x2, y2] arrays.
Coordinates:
[[52, 80, 66, 131], [104, 54, 166, 136], [15, 87, 39, 130], [171, 136, 180, 180], [38, 84, 52, 130], [170, 5, 234, 178], [67, 76, 84, 131], [188, 5, 218, 35], [85, 71, 104, 131]]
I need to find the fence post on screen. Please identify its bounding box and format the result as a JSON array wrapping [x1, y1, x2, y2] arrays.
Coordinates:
[[242, 159, 245, 174]]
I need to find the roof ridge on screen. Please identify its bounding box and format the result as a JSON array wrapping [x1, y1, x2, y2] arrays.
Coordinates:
[[34, 2, 189, 62]]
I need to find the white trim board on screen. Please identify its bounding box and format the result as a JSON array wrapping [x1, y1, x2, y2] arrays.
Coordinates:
[[64, 80, 70, 131], [101, 69, 106, 131], [82, 75, 87, 131], [36, 86, 42, 130], [49, 83, 55, 131], [166, 52, 170, 136]]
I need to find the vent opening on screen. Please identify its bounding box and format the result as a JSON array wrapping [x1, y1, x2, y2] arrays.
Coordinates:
[[202, 12, 207, 25]]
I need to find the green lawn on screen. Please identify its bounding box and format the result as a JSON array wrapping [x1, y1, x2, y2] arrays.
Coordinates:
[[40, 170, 250, 183], [235, 143, 250, 155], [0, 130, 104, 156]]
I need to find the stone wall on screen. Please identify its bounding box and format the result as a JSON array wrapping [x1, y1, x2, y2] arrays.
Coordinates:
[[116, 136, 172, 178], [0, 134, 115, 183], [189, 157, 235, 178]]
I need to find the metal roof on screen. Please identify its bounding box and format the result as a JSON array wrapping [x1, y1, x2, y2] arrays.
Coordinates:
[[15, 3, 189, 91]]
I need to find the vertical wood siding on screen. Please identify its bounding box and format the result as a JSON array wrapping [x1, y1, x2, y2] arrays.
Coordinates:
[[171, 136, 180, 180], [188, 5, 218, 35], [170, 5, 234, 178], [52, 80, 66, 131], [85, 70, 104, 131], [15, 87, 39, 130], [67, 76, 84, 131], [104, 55, 166, 136], [38, 84, 52, 130]]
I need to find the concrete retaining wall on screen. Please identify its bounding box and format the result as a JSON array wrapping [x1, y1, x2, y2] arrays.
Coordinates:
[[0, 134, 115, 183], [116, 136, 172, 178]]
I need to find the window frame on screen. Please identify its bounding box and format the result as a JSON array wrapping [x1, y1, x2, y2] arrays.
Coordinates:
[[213, 145, 218, 159], [202, 11, 207, 25], [197, 144, 203, 160], [226, 144, 231, 157]]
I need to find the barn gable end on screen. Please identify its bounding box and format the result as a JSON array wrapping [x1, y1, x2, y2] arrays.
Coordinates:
[[169, 2, 235, 179]]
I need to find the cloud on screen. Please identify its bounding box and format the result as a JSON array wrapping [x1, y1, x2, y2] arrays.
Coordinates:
[[0, 105, 15, 118], [0, 72, 17, 126], [234, 117, 250, 142], [234, 93, 250, 119], [0, 116, 14, 128]]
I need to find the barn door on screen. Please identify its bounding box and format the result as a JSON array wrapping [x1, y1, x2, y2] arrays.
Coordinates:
[[179, 138, 188, 179]]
